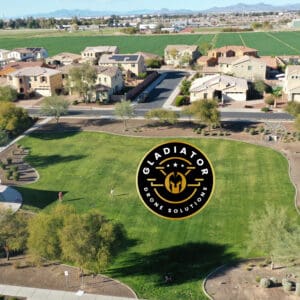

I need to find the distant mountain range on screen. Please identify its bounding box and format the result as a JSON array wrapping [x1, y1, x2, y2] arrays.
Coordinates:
[[20, 3, 300, 18]]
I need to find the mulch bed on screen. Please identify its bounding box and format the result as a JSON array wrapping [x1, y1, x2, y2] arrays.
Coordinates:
[[0, 144, 38, 186]]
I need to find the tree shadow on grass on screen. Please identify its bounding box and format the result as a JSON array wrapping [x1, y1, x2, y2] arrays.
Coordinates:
[[16, 187, 67, 209], [109, 242, 238, 286], [29, 129, 81, 140], [25, 154, 86, 168]]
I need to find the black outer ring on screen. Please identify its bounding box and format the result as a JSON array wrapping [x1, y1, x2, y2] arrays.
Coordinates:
[[136, 141, 215, 220]]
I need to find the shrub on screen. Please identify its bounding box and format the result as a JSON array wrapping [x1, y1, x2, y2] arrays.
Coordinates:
[[256, 276, 261, 283], [0, 160, 4, 169], [259, 126, 265, 133], [249, 128, 256, 135], [11, 165, 18, 172], [72, 100, 79, 105], [244, 127, 250, 133], [175, 95, 188, 107], [260, 278, 271, 288], [261, 106, 270, 112], [13, 172, 20, 181], [13, 261, 21, 269]]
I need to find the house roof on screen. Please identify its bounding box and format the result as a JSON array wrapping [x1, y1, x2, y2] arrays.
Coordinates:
[[0, 49, 10, 53], [259, 56, 278, 69], [9, 66, 61, 77], [165, 45, 199, 52], [190, 74, 248, 93], [219, 55, 266, 66], [95, 66, 120, 77], [48, 52, 81, 61], [12, 47, 46, 54], [99, 54, 142, 64], [285, 65, 300, 75], [210, 45, 258, 53], [82, 46, 118, 53], [58, 64, 120, 78], [0, 61, 53, 76], [134, 52, 162, 60]]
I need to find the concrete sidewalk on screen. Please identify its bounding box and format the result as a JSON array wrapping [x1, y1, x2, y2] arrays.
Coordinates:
[[0, 284, 138, 300]]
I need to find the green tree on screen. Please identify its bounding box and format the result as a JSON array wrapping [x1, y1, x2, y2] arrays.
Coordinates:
[[271, 86, 282, 108], [199, 41, 213, 55], [68, 64, 97, 102], [40, 95, 69, 123], [0, 86, 18, 102], [114, 100, 135, 131], [180, 79, 191, 96], [0, 130, 9, 146], [59, 212, 125, 271], [247, 205, 300, 269], [254, 80, 267, 97], [189, 99, 220, 130], [27, 205, 74, 262], [0, 102, 32, 136], [145, 108, 178, 125], [0, 209, 30, 260], [145, 58, 162, 68]]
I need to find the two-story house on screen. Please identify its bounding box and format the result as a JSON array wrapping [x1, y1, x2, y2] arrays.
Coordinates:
[[0, 49, 10, 66], [81, 46, 119, 64], [98, 54, 145, 76], [8, 48, 48, 62], [7, 67, 62, 97], [283, 65, 300, 102], [164, 45, 200, 67], [46, 52, 81, 66], [218, 55, 267, 81]]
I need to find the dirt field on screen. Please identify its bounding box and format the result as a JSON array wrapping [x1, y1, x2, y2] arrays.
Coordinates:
[[0, 256, 137, 298], [205, 259, 300, 300]]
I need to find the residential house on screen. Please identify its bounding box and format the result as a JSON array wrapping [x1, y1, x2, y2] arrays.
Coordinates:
[[208, 45, 258, 59], [189, 74, 248, 102], [164, 45, 200, 67], [81, 46, 119, 64], [94, 66, 124, 102], [7, 67, 62, 97], [218, 55, 267, 81], [59, 64, 123, 103], [0, 49, 10, 66], [98, 54, 145, 76], [8, 47, 48, 62], [46, 52, 81, 66], [283, 65, 300, 102]]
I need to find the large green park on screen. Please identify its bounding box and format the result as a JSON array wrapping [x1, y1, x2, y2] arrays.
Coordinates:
[[17, 130, 296, 299]]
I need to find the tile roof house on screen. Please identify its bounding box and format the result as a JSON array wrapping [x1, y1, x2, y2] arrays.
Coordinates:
[[164, 45, 200, 67], [81, 46, 119, 64], [189, 74, 248, 102], [98, 54, 145, 76], [218, 55, 267, 81], [283, 65, 300, 102], [7, 67, 62, 97], [208, 45, 258, 59], [46, 52, 81, 66]]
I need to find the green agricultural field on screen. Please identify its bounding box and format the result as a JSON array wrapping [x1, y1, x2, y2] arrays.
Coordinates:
[[17, 131, 297, 300], [1, 29, 300, 56]]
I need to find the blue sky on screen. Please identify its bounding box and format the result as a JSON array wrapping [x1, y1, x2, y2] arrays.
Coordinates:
[[0, 0, 299, 17]]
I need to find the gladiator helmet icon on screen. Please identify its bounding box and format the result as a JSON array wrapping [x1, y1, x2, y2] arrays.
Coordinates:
[[165, 171, 187, 194]]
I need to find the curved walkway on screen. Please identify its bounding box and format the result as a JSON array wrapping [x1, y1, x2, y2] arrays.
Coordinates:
[[0, 184, 22, 212]]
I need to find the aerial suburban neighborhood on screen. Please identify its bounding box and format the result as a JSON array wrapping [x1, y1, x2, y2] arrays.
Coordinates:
[[0, 1, 299, 300]]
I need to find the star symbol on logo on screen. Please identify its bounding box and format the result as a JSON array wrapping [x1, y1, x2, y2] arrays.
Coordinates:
[[173, 162, 178, 167]]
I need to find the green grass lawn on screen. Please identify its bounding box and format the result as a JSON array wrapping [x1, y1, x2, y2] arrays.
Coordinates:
[[17, 131, 297, 300], [1, 30, 300, 56]]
